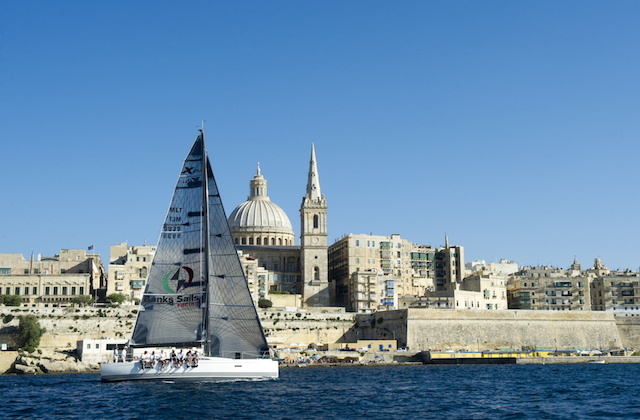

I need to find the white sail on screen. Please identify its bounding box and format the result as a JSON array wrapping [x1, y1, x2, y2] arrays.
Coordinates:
[[131, 131, 269, 358]]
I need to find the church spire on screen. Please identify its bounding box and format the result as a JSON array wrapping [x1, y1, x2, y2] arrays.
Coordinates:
[[306, 143, 321, 201]]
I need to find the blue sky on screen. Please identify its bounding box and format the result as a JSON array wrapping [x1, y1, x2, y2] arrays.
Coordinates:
[[1, 1, 639, 271]]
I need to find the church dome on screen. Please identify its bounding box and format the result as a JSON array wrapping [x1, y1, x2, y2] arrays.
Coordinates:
[[228, 165, 295, 246]]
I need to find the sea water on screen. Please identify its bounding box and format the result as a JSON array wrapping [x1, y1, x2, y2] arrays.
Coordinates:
[[1, 363, 639, 419]]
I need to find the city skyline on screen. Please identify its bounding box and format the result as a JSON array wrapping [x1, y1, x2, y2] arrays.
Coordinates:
[[1, 1, 639, 271]]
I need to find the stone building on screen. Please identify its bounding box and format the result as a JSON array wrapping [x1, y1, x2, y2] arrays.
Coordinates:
[[106, 242, 156, 302], [588, 258, 640, 316], [0, 249, 104, 307], [328, 233, 468, 311], [507, 261, 591, 311], [228, 144, 330, 307]]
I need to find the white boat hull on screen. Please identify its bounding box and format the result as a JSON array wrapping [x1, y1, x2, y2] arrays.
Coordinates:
[[100, 357, 279, 382]]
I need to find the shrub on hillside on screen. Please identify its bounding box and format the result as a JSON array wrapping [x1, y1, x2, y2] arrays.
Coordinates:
[[0, 295, 23, 306], [258, 298, 273, 309], [18, 315, 46, 353], [72, 295, 94, 307], [106, 293, 127, 307]]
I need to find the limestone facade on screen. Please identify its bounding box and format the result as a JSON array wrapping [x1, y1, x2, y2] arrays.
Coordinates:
[[358, 309, 623, 352], [106, 242, 156, 301], [0, 249, 104, 307], [591, 273, 640, 315], [228, 144, 330, 307]]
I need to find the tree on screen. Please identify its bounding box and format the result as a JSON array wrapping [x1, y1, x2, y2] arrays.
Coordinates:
[[106, 293, 127, 307], [72, 295, 94, 307], [1, 295, 22, 306], [18, 315, 46, 353], [258, 298, 273, 309]]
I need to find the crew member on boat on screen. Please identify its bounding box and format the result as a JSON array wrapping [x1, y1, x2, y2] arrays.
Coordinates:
[[141, 351, 151, 369], [158, 350, 168, 368]]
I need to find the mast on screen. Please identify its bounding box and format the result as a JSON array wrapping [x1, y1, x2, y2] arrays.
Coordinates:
[[200, 128, 211, 355]]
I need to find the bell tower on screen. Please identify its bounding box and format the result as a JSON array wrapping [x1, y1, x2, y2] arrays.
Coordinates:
[[300, 143, 330, 307]]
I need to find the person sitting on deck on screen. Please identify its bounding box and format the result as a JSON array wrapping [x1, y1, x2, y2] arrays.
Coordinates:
[[177, 349, 184, 367], [170, 349, 177, 367], [150, 351, 157, 368], [141, 351, 151, 369], [121, 346, 127, 363], [185, 350, 193, 367], [192, 350, 199, 367], [158, 350, 168, 368]]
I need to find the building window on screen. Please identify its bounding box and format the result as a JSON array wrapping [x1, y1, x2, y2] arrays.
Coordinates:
[[80, 287, 84, 295], [71, 287, 76, 295], [249, 238, 254, 245], [256, 237, 261, 245], [45, 287, 50, 295], [0, 267, 10, 275], [313, 214, 319, 229], [356, 240, 360, 246], [241, 238, 246, 245], [32, 287, 37, 295], [62, 287, 68, 295], [314, 267, 320, 281], [5, 287, 10, 295], [34, 269, 39, 274], [53, 287, 58, 296], [15, 287, 20, 295]]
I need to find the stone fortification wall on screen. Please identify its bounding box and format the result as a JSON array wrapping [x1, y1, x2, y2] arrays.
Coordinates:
[[1, 306, 636, 354], [0, 306, 358, 351], [0, 307, 137, 350], [259, 308, 357, 348], [359, 309, 623, 351], [615, 317, 640, 349]]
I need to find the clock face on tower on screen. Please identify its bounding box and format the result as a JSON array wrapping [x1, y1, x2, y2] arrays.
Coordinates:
[[311, 237, 319, 245]]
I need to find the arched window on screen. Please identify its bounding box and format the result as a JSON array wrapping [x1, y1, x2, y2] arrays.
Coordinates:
[[271, 238, 275, 246], [314, 266, 320, 281], [313, 214, 319, 229], [256, 237, 261, 245], [241, 237, 247, 245], [234, 238, 239, 245], [249, 237, 254, 245], [278, 238, 282, 246]]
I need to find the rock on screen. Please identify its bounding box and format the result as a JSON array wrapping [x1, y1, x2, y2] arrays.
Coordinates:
[[38, 359, 80, 373], [14, 363, 42, 374]]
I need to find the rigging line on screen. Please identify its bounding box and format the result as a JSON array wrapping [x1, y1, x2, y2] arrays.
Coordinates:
[[208, 303, 256, 307]]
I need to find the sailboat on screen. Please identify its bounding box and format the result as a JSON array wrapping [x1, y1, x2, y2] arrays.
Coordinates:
[[101, 129, 279, 382]]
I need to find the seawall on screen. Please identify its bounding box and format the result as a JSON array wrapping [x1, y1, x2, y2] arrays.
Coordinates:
[[358, 309, 624, 351], [2, 306, 639, 354]]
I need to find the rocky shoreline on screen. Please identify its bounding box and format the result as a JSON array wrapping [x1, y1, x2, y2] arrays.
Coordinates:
[[9, 349, 99, 375]]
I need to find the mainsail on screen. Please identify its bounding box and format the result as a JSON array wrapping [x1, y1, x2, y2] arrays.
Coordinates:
[[131, 131, 269, 358]]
